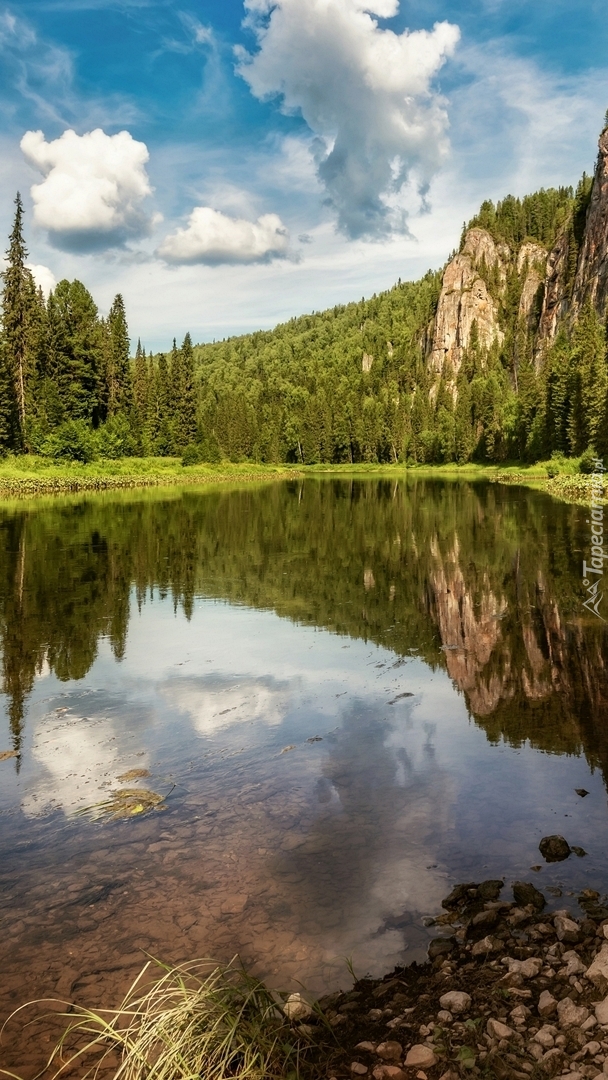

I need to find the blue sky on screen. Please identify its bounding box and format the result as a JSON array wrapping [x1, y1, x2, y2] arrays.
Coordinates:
[[1, 0, 606, 349]]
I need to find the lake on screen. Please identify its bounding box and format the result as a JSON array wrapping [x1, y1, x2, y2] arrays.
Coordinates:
[[1, 477, 607, 1075]]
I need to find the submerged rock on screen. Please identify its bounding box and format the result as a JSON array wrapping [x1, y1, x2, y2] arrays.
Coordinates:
[[539, 835, 571, 862]]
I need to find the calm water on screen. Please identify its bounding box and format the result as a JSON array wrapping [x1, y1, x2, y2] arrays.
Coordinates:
[[1, 477, 607, 1071]]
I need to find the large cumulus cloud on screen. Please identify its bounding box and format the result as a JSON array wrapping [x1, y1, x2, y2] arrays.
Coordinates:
[[235, 0, 459, 239], [21, 128, 155, 252], [158, 206, 290, 265]]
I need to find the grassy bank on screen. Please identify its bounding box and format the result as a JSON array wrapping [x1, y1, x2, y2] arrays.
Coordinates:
[[0, 456, 605, 504], [0, 456, 301, 497]]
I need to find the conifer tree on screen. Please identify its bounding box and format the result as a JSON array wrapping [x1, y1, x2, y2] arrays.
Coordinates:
[[106, 294, 132, 416], [1, 194, 37, 448], [180, 332, 198, 446]]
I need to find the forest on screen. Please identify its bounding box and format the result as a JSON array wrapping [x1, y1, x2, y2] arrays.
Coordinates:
[[0, 177, 606, 467]]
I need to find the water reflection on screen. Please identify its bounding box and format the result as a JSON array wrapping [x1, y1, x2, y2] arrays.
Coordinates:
[[1, 478, 607, 1077]]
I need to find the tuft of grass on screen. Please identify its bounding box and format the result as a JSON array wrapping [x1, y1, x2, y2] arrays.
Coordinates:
[[2, 959, 332, 1080]]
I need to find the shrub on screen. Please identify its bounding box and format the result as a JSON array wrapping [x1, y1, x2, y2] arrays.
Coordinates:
[[546, 462, 559, 478], [579, 448, 597, 474], [40, 420, 96, 463], [182, 443, 205, 466], [95, 414, 137, 459]]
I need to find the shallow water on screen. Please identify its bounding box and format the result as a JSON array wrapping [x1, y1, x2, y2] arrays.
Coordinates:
[[1, 477, 607, 1073]]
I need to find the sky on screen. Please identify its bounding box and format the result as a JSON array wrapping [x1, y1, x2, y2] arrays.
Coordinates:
[[0, 0, 607, 350]]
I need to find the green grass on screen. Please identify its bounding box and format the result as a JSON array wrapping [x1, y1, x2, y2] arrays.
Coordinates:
[[0, 456, 301, 497], [1, 959, 333, 1080]]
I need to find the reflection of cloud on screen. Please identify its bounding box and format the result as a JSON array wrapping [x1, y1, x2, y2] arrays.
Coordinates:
[[164, 676, 291, 735], [275, 697, 454, 977], [22, 706, 149, 817]]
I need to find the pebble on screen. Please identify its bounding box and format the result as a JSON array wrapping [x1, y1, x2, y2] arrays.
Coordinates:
[[375, 1042, 402, 1061], [555, 915, 580, 943], [538, 990, 558, 1017], [595, 998, 608, 1025], [283, 992, 313, 1021], [471, 935, 496, 956], [351, 1063, 368, 1075], [404, 1046, 437, 1069], [439, 990, 471, 1014], [355, 1042, 376, 1053], [487, 1018, 513, 1040], [437, 1009, 453, 1023], [372, 1067, 406, 1080], [587, 945, 608, 993]]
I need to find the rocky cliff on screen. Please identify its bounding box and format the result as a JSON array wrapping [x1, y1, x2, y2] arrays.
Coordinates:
[[429, 228, 506, 376], [430, 125, 608, 381], [571, 126, 608, 319]]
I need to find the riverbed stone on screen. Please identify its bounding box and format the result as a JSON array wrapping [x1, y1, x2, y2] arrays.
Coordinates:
[[538, 990, 558, 1017], [372, 1067, 406, 1080], [376, 1042, 402, 1061], [439, 991, 471, 1014], [556, 997, 589, 1029], [283, 993, 313, 1021], [587, 945, 608, 993], [513, 881, 546, 910], [555, 915, 580, 943], [539, 835, 571, 862], [404, 1046, 437, 1069], [471, 935, 497, 956]]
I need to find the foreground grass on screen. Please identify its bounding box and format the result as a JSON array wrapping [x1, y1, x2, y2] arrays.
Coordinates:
[[0, 457, 301, 497], [1, 959, 333, 1080]]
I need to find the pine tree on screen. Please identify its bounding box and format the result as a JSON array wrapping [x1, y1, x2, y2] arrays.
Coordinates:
[[1, 194, 37, 448], [180, 332, 198, 446], [106, 294, 132, 416]]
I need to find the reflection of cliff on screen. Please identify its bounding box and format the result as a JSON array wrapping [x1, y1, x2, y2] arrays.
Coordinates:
[[424, 543, 608, 763], [0, 480, 606, 778]]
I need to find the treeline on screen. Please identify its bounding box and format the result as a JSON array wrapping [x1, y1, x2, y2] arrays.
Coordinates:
[[1, 176, 608, 467], [0, 195, 199, 460]]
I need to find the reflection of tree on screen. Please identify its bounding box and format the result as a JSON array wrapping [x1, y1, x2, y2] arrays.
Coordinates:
[[0, 480, 606, 777]]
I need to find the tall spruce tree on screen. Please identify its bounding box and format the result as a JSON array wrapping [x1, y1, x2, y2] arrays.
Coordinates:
[[1, 194, 37, 449], [106, 294, 132, 416], [180, 332, 198, 446]]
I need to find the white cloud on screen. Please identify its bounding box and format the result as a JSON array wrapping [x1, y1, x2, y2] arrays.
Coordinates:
[[235, 0, 459, 238], [27, 262, 56, 296], [158, 206, 290, 265], [20, 127, 155, 252]]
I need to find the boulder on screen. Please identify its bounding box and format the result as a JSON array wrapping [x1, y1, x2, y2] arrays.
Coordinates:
[[539, 835, 571, 862]]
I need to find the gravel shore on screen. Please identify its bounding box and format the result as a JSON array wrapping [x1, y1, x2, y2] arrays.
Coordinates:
[[313, 869, 608, 1080]]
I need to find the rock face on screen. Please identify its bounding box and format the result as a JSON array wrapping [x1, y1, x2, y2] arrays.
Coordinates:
[[571, 127, 608, 319], [430, 127, 608, 376], [429, 228, 506, 376]]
